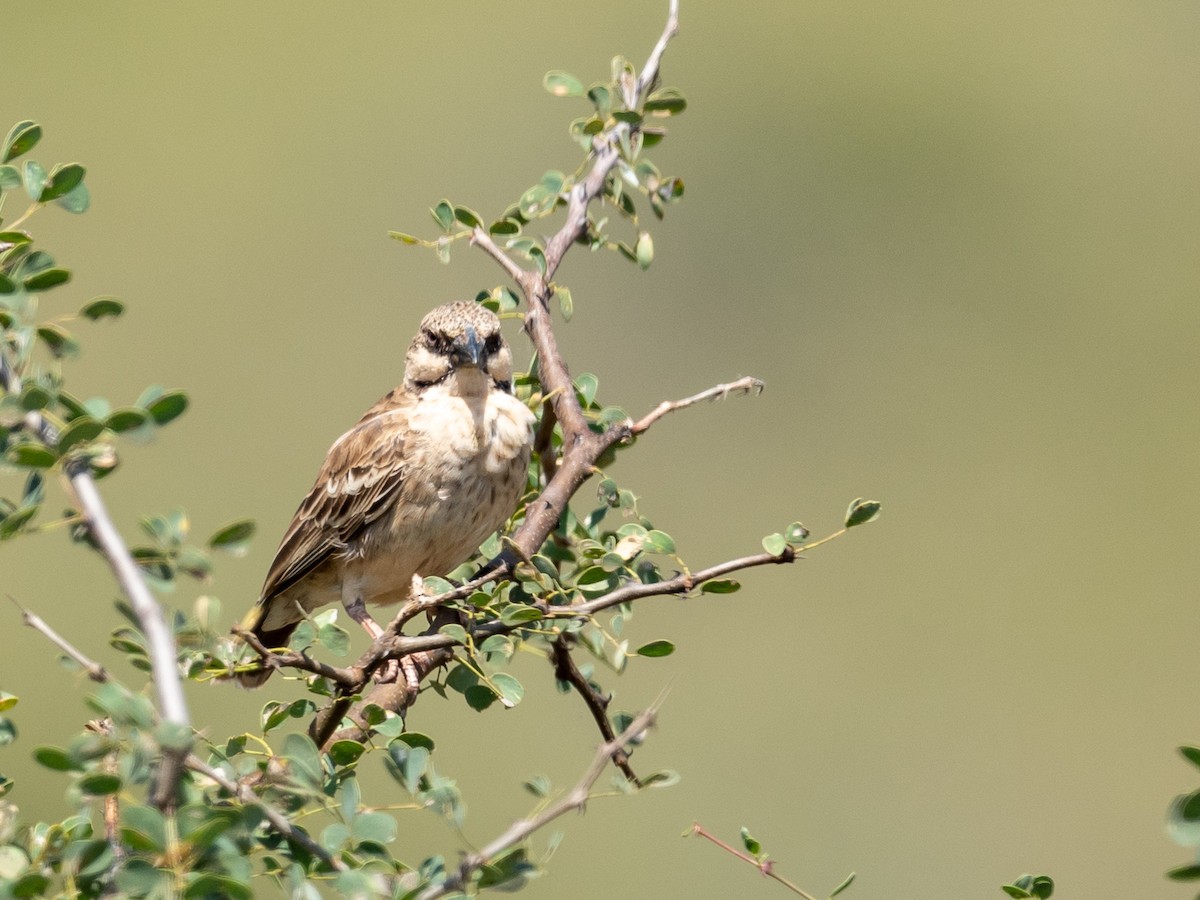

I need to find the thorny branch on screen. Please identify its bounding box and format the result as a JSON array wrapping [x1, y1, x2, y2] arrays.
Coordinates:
[[0, 353, 191, 811], [417, 702, 661, 900], [551, 635, 641, 784]]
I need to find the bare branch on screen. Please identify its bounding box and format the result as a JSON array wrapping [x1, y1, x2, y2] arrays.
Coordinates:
[[638, 0, 681, 98], [573, 548, 797, 617], [470, 227, 534, 294], [12, 597, 109, 682], [65, 465, 191, 810], [185, 755, 344, 873], [233, 627, 361, 688], [551, 636, 641, 784], [419, 702, 661, 900], [631, 375, 764, 435], [688, 823, 821, 900]]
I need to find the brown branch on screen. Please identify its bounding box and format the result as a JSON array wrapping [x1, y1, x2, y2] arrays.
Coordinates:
[[631, 376, 764, 435], [418, 702, 661, 900], [688, 823, 820, 899], [233, 627, 361, 687], [551, 636, 640, 784]]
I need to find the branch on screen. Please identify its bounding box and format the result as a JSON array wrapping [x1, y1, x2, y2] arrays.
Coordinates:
[[688, 823, 821, 900], [631, 376, 764, 435], [1, 353, 191, 810], [12, 597, 109, 682], [65, 465, 191, 810], [418, 702, 661, 900], [551, 636, 641, 784]]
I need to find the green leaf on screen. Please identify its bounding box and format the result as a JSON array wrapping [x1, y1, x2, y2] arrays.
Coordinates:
[[58, 416, 105, 453], [56, 181, 90, 214], [121, 805, 168, 852], [575, 372, 599, 407], [281, 732, 324, 787], [1001, 888, 1032, 899], [36, 323, 80, 357], [208, 518, 255, 553], [557, 285, 573, 321], [39, 163, 85, 201], [327, 739, 366, 766], [829, 871, 856, 897], [489, 218, 521, 236], [644, 88, 688, 115], [319, 622, 350, 657], [740, 826, 761, 856], [500, 605, 543, 626], [78, 773, 121, 795], [636, 639, 675, 658], [845, 498, 882, 528], [19, 383, 53, 411], [465, 684, 497, 711], [24, 267, 70, 292], [81, 297, 124, 320], [1166, 865, 1200, 881], [22, 160, 47, 201], [145, 390, 188, 425], [352, 811, 397, 846], [491, 672, 524, 707], [785, 522, 810, 544], [1181, 746, 1200, 769], [430, 200, 454, 232], [0, 692, 17, 713], [33, 746, 75, 771], [8, 443, 58, 468], [701, 579, 741, 594], [635, 231, 653, 269], [762, 532, 787, 555], [387, 231, 425, 245], [2, 122, 41, 163], [0, 165, 21, 189], [543, 70, 584, 97], [453, 205, 482, 228], [106, 407, 150, 433], [643, 530, 676, 555], [184, 875, 252, 900]]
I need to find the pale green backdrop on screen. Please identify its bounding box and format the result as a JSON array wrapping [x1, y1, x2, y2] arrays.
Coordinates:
[[4, 2, 1199, 897]]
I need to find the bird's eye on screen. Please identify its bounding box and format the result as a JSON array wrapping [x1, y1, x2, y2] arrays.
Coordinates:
[[484, 334, 501, 355]]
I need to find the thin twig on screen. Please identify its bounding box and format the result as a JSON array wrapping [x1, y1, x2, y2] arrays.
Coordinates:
[[551, 636, 640, 784], [631, 376, 764, 435], [418, 702, 661, 900], [689, 823, 819, 900], [185, 756, 344, 872], [11, 597, 109, 682]]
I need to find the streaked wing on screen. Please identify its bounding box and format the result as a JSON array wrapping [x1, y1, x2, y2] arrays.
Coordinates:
[[259, 393, 412, 602]]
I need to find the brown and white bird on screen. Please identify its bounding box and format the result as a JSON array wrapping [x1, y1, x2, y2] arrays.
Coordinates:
[[233, 301, 534, 686]]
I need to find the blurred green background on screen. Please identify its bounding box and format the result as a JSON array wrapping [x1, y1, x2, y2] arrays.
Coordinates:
[[5, 1, 1199, 896]]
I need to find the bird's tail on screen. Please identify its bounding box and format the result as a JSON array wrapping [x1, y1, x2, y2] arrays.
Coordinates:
[[223, 603, 299, 689]]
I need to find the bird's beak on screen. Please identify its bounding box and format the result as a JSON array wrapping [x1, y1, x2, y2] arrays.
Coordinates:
[[451, 325, 486, 369]]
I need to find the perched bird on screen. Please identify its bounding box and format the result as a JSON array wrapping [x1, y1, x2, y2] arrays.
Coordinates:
[[233, 301, 534, 687]]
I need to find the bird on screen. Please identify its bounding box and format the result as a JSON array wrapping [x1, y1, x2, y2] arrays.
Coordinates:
[[231, 301, 535, 687]]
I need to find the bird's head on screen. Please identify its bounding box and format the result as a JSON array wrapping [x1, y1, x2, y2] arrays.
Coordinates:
[[404, 301, 515, 396]]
